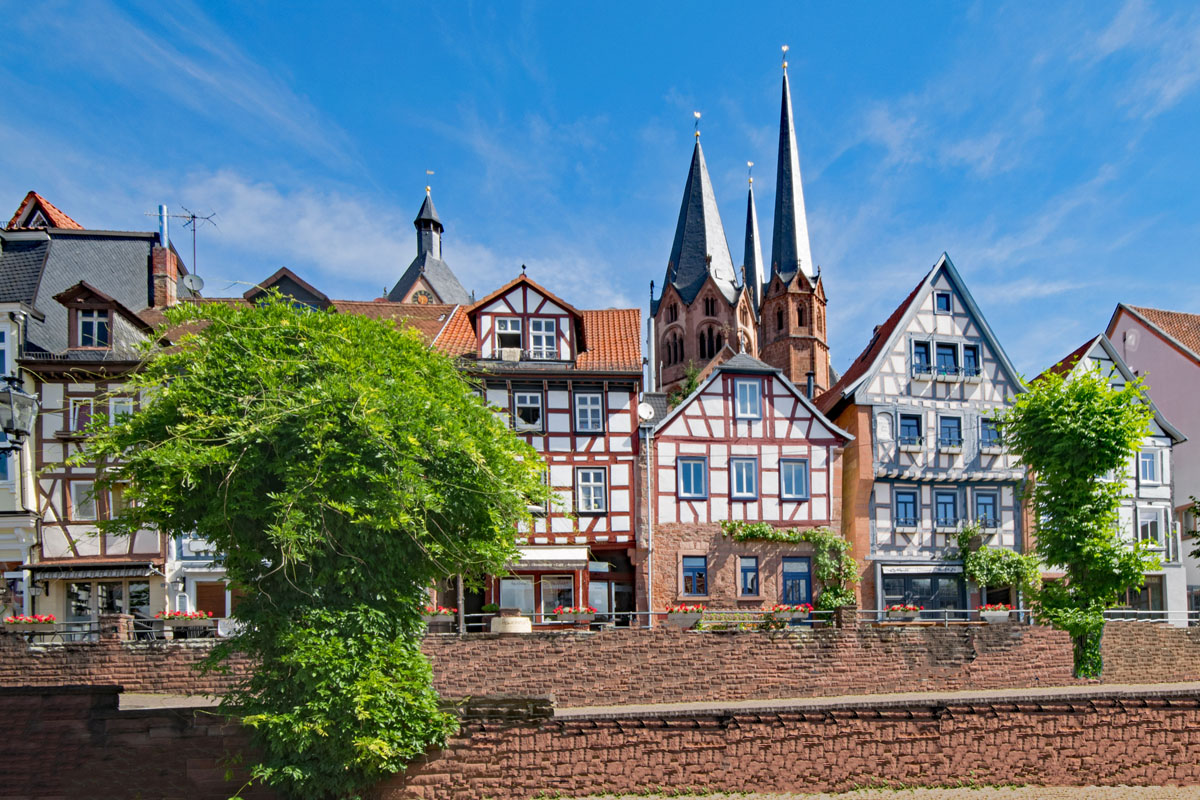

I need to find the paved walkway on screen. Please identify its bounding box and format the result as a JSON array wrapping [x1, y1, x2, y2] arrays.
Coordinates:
[[554, 680, 1200, 718]]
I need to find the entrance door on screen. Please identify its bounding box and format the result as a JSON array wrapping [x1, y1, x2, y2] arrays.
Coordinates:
[[781, 557, 811, 604], [65, 582, 92, 641]]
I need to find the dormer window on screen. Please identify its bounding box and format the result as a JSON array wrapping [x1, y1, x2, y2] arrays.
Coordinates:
[[496, 318, 522, 350], [79, 309, 110, 348]]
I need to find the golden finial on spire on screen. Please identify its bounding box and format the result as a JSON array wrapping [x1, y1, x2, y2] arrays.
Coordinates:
[[425, 169, 434, 193], [747, 161, 754, 185], [782, 44, 789, 71], [694, 110, 702, 139]]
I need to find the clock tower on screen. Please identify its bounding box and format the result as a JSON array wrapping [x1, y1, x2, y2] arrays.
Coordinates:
[[387, 188, 472, 305]]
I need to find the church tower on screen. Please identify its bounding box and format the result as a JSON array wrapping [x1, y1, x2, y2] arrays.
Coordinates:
[[758, 51, 830, 395], [651, 136, 757, 392], [387, 188, 471, 305]]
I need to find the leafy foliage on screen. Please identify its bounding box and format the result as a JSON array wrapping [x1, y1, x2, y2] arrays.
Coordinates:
[[1002, 366, 1157, 678], [719, 521, 858, 609], [79, 294, 550, 798], [953, 524, 1041, 597], [667, 362, 702, 408]]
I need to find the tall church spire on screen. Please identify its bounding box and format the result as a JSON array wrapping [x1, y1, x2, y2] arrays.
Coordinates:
[[743, 171, 764, 311], [662, 139, 737, 306], [770, 49, 814, 282]]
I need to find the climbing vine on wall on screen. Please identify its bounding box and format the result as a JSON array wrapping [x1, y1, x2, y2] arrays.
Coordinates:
[[720, 521, 858, 610]]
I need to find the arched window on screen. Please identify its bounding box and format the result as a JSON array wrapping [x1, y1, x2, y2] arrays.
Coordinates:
[[668, 303, 679, 323], [797, 305, 806, 327], [776, 308, 784, 332], [715, 332, 724, 352], [698, 327, 718, 360]]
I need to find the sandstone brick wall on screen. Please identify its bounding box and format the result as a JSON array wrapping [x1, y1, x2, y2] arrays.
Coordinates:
[[377, 690, 1200, 800], [3, 622, 1200, 706]]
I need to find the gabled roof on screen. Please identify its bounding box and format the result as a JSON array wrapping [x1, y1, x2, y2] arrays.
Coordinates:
[[6, 191, 83, 230], [816, 253, 1023, 416], [468, 273, 582, 319], [656, 141, 738, 312], [387, 251, 471, 305], [243, 266, 330, 306], [1108, 304, 1200, 368], [769, 70, 814, 282], [52, 281, 155, 334], [653, 351, 852, 442], [577, 309, 641, 372], [1041, 334, 1186, 445]]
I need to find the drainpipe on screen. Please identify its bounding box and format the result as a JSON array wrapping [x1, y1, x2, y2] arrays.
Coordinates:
[[643, 422, 654, 628], [806, 371, 815, 399]]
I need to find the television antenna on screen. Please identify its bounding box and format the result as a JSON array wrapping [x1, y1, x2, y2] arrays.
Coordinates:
[[145, 206, 218, 279]]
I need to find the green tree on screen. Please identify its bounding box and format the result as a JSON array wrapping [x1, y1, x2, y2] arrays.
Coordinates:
[[1003, 366, 1157, 678], [667, 362, 702, 408], [79, 294, 550, 799], [953, 524, 1041, 603]]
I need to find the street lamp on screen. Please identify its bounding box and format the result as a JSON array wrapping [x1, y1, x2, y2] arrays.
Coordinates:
[[0, 376, 38, 453]]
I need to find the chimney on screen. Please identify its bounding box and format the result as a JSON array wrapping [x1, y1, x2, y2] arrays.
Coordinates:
[[158, 204, 169, 251], [805, 371, 815, 399]]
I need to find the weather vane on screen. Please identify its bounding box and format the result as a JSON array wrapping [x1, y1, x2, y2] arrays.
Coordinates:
[[747, 161, 754, 185], [425, 169, 434, 193], [782, 44, 789, 71], [693, 110, 702, 139]]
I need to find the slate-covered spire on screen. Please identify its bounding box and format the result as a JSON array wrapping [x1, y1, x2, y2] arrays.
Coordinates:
[[414, 186, 443, 260], [386, 188, 470, 304], [663, 140, 738, 306], [770, 58, 814, 282], [744, 178, 765, 311]]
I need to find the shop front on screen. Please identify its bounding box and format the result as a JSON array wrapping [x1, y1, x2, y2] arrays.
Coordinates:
[[27, 562, 165, 638], [876, 563, 966, 619]]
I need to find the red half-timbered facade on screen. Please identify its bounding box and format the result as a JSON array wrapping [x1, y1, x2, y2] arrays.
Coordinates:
[[431, 274, 643, 624], [642, 353, 850, 610]]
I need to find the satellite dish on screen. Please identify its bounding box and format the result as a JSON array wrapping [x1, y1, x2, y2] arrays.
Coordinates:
[[637, 402, 656, 422], [181, 274, 205, 293]]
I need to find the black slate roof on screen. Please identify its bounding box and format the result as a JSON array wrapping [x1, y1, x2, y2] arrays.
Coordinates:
[[0, 237, 49, 304], [641, 392, 670, 425], [717, 352, 780, 374], [387, 252, 471, 305], [415, 193, 442, 228]]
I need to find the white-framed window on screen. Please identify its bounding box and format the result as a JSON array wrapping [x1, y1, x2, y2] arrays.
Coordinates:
[[109, 396, 135, 424], [513, 391, 543, 432], [574, 392, 604, 433], [79, 309, 111, 347], [730, 457, 758, 499], [934, 291, 952, 314], [499, 577, 535, 614], [529, 318, 556, 359], [68, 397, 93, 432], [677, 457, 707, 500], [69, 480, 97, 521], [496, 317, 522, 350], [576, 468, 607, 513], [739, 556, 759, 597], [108, 482, 133, 517], [1139, 451, 1160, 483], [1138, 508, 1165, 545], [734, 379, 762, 419], [780, 459, 809, 500]]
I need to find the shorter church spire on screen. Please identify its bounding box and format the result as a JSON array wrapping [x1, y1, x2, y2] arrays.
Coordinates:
[[744, 164, 764, 311]]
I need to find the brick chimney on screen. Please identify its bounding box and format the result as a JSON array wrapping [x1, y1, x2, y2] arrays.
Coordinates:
[[151, 244, 179, 308]]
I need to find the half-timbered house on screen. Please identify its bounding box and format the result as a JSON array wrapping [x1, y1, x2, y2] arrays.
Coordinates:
[[817, 254, 1028, 615], [1043, 333, 1188, 623], [641, 353, 850, 610]]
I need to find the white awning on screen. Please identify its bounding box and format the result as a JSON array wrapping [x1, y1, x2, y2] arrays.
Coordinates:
[[511, 546, 589, 571]]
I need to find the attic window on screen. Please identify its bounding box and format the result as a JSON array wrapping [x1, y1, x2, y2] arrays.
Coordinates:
[[496, 318, 522, 350], [79, 309, 111, 348], [27, 210, 49, 228], [935, 292, 952, 314]]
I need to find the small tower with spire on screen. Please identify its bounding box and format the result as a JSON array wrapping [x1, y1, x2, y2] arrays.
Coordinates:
[[758, 46, 830, 395], [387, 186, 471, 305]]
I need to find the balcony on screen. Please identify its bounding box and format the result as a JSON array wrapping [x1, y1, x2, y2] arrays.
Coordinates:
[[962, 365, 982, 383], [898, 435, 923, 453], [934, 366, 962, 383], [911, 364, 934, 381]]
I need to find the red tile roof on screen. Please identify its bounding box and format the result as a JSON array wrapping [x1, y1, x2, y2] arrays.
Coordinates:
[[432, 306, 478, 357], [816, 276, 925, 415], [1038, 337, 1096, 381], [332, 300, 459, 341], [577, 308, 642, 371], [6, 191, 83, 230], [1128, 305, 1200, 360]]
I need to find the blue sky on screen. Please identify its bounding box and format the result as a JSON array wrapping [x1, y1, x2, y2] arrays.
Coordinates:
[[2, 1, 1199, 377]]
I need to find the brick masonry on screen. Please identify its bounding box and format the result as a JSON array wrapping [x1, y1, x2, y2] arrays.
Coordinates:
[[5, 622, 1200, 704]]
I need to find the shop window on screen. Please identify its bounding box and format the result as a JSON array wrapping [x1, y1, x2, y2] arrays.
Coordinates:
[[499, 578, 535, 614], [882, 573, 965, 618], [541, 575, 574, 619]]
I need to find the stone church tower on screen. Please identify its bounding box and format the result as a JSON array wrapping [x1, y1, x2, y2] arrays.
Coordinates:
[[651, 58, 829, 395]]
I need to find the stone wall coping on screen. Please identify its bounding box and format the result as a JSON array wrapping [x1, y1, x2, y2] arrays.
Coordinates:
[[554, 680, 1200, 720]]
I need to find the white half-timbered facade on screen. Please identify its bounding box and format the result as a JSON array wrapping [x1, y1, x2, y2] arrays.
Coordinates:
[[1047, 334, 1188, 623], [819, 254, 1027, 614], [432, 273, 643, 624], [643, 354, 851, 609]]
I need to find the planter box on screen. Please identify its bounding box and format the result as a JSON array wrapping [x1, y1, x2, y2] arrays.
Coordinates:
[[558, 613, 595, 623], [490, 615, 532, 634], [163, 618, 214, 627], [666, 612, 703, 629], [422, 615, 454, 625], [3, 623, 55, 634], [886, 611, 920, 621], [778, 611, 811, 621], [981, 611, 1011, 623]]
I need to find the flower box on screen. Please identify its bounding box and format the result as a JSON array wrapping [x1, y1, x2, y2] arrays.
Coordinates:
[[666, 612, 702, 629], [422, 615, 454, 625], [3, 622, 55, 634], [981, 610, 1010, 623], [163, 617, 214, 627], [886, 611, 920, 621], [557, 612, 595, 623]]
